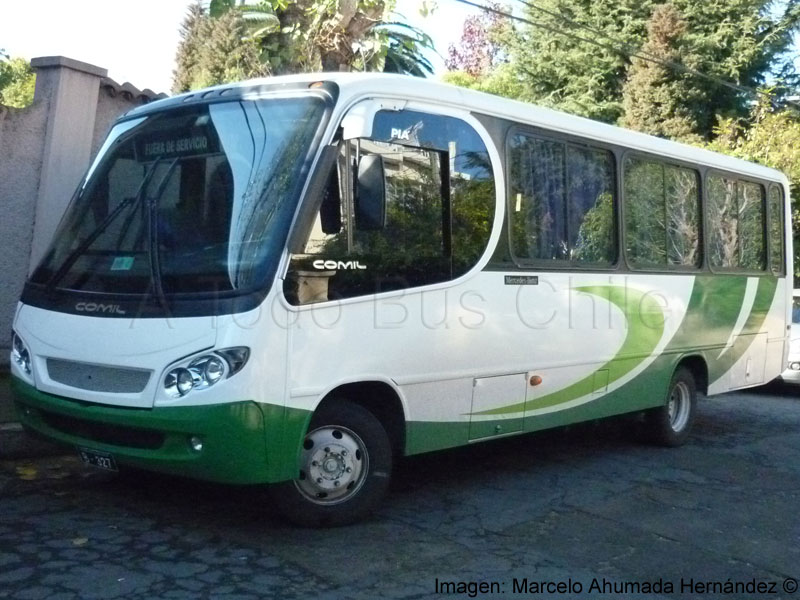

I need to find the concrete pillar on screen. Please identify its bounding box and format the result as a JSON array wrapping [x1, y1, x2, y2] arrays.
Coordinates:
[[28, 56, 107, 271]]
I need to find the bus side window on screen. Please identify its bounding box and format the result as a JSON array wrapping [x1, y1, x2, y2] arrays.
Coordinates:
[[509, 133, 616, 266], [285, 109, 495, 305], [707, 174, 766, 271], [624, 157, 701, 269], [768, 185, 784, 276]]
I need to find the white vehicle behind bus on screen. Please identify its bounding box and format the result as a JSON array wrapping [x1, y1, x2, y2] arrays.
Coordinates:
[[781, 290, 800, 383]]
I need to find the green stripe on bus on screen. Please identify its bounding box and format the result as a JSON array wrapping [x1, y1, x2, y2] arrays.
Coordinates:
[[708, 276, 778, 384], [471, 285, 666, 416]]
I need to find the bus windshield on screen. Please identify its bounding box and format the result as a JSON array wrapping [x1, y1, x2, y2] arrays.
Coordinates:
[[31, 96, 326, 297]]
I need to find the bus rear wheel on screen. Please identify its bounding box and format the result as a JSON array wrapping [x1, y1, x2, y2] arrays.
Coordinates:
[[269, 400, 392, 527], [642, 367, 697, 447]]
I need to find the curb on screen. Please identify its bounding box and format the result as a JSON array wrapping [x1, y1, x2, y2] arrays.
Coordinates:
[[0, 422, 68, 460]]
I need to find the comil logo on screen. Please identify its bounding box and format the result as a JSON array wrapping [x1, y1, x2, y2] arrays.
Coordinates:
[[75, 302, 127, 315], [312, 260, 368, 271]]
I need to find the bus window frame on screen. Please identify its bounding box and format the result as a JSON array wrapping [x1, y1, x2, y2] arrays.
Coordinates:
[[704, 169, 770, 277], [493, 123, 787, 280], [281, 98, 504, 308], [619, 150, 704, 274], [767, 182, 787, 277], [504, 125, 621, 272]]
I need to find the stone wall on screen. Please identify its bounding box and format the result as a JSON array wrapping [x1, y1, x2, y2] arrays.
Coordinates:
[[0, 101, 48, 364], [0, 56, 166, 369]]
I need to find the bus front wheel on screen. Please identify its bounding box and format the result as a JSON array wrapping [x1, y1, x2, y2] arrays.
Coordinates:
[[642, 367, 697, 447], [269, 400, 392, 527]]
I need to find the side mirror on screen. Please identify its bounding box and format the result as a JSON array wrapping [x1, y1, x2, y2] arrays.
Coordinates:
[[356, 154, 386, 230]]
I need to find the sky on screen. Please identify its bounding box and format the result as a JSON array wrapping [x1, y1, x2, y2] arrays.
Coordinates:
[[0, 0, 479, 93]]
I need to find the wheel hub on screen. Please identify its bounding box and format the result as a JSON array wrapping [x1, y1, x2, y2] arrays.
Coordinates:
[[669, 381, 691, 432], [308, 443, 353, 488], [295, 425, 368, 505]]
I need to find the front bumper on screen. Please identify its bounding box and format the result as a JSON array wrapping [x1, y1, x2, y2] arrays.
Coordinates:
[[11, 377, 275, 484]]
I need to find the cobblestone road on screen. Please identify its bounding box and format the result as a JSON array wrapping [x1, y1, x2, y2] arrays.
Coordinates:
[[1, 386, 799, 600]]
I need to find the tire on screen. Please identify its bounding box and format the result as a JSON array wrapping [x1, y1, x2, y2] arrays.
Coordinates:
[[642, 367, 697, 447], [268, 399, 392, 527]]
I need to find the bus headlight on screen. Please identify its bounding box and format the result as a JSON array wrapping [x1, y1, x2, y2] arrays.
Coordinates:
[[216, 347, 249, 375], [188, 355, 225, 387], [163, 347, 249, 399], [11, 331, 31, 375], [165, 368, 194, 397]]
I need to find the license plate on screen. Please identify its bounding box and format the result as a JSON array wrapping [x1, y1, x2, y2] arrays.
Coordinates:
[[78, 448, 118, 472]]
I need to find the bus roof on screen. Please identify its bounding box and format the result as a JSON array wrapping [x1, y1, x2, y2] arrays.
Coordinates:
[[131, 72, 789, 187]]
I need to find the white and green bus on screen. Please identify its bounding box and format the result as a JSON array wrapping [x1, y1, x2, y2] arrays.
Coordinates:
[[10, 74, 792, 526]]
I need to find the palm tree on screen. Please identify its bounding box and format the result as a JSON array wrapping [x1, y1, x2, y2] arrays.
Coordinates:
[[207, 0, 435, 76], [358, 21, 435, 76]]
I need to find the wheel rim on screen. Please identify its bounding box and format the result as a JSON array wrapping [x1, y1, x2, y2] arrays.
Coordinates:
[[294, 425, 369, 505], [668, 381, 691, 432]]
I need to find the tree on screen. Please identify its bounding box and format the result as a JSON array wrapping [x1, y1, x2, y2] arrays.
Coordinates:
[[264, 0, 387, 72], [0, 54, 35, 108], [246, 0, 435, 75], [174, 0, 435, 91], [709, 99, 800, 197], [441, 66, 523, 99], [172, 2, 206, 94], [707, 97, 800, 283], [366, 22, 434, 76], [173, 3, 267, 92], [459, 0, 800, 130], [441, 3, 522, 98], [445, 2, 506, 76], [500, 0, 655, 121], [620, 4, 704, 142], [197, 8, 267, 87]]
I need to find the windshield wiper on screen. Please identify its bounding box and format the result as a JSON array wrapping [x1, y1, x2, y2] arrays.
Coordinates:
[[46, 157, 166, 291], [146, 158, 180, 309]]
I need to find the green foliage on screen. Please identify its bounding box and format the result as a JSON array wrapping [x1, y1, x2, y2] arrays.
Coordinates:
[[709, 100, 800, 193], [366, 22, 434, 77], [174, 0, 435, 90], [195, 9, 266, 87], [445, 2, 510, 76], [446, 0, 800, 132], [249, 0, 391, 73], [441, 64, 523, 99], [236, 3, 281, 40], [172, 1, 206, 93], [576, 193, 615, 263], [0, 55, 35, 108], [707, 98, 800, 283], [499, 0, 653, 121], [620, 4, 704, 142], [173, 2, 267, 92]]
